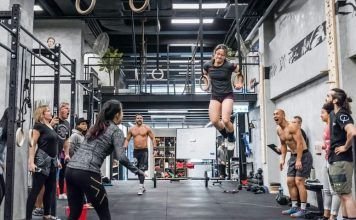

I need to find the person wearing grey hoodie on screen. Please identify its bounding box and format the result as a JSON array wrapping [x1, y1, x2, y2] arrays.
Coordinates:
[[69, 118, 88, 157]]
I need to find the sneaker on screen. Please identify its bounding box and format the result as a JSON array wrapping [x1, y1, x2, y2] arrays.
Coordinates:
[[227, 133, 236, 143], [58, 194, 67, 200], [137, 187, 146, 195], [226, 139, 235, 151], [281, 207, 299, 215], [50, 216, 61, 220], [32, 208, 44, 216], [290, 209, 307, 218], [83, 203, 94, 209]]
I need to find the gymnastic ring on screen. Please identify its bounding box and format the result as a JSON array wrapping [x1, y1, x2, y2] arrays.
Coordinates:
[[15, 127, 25, 147], [75, 0, 96, 15], [129, 0, 150, 13], [199, 75, 210, 92], [151, 69, 164, 80]]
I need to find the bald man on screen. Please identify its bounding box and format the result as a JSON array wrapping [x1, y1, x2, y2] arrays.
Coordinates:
[[274, 109, 313, 218]]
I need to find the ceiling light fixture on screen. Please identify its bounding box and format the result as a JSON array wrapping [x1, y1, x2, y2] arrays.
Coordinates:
[[169, 43, 196, 47], [148, 110, 188, 113], [151, 115, 186, 119], [172, 3, 227, 9], [171, 19, 214, 24], [34, 5, 43, 11]]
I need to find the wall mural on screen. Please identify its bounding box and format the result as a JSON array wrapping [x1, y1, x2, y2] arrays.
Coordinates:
[[270, 21, 326, 77], [337, 0, 356, 16]]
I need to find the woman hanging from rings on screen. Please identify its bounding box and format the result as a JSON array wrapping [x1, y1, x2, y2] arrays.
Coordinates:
[[202, 44, 244, 148], [65, 100, 145, 220], [26, 105, 60, 220]]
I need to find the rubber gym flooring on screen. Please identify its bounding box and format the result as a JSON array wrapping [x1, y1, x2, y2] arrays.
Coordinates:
[[35, 180, 294, 220]]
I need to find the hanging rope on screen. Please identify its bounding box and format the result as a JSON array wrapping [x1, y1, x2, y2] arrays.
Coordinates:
[[151, 1, 164, 80], [131, 11, 140, 94], [75, 0, 96, 15], [129, 0, 150, 13]]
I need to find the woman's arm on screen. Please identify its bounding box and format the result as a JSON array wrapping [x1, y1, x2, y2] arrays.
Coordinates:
[[112, 129, 141, 175], [28, 129, 40, 172]]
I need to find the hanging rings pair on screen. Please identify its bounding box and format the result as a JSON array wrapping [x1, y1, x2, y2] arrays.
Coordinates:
[[75, 0, 150, 15], [199, 72, 244, 92]]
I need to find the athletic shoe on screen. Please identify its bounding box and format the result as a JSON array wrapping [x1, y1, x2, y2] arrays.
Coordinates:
[[290, 209, 307, 218], [83, 203, 94, 209], [32, 208, 44, 216], [225, 139, 235, 151], [227, 133, 236, 143], [58, 193, 67, 200], [281, 207, 298, 215], [137, 186, 146, 195], [50, 216, 61, 220]]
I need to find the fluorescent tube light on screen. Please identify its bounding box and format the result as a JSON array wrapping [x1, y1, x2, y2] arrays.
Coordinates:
[[173, 3, 227, 9], [203, 3, 228, 9], [171, 19, 214, 24], [151, 115, 186, 119], [169, 43, 196, 47], [148, 110, 188, 113], [34, 5, 43, 11], [169, 60, 189, 63]]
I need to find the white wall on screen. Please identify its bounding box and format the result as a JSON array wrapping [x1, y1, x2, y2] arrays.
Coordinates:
[[267, 0, 328, 98], [33, 20, 85, 117]]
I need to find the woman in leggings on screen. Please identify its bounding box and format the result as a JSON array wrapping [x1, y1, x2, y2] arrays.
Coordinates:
[[320, 103, 341, 220], [66, 100, 144, 220], [203, 44, 244, 149], [26, 105, 59, 220]]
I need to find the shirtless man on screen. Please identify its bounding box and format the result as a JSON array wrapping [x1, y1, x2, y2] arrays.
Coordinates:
[[124, 114, 156, 195], [274, 109, 313, 218]]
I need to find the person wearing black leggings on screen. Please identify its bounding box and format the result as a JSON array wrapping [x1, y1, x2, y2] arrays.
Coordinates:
[[66, 100, 144, 220], [26, 105, 59, 220]]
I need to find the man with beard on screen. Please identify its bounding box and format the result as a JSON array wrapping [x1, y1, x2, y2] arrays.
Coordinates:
[[325, 88, 356, 219], [124, 114, 156, 195], [274, 109, 313, 218]]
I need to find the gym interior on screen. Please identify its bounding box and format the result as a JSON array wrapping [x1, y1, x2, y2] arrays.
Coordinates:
[[0, 0, 356, 219]]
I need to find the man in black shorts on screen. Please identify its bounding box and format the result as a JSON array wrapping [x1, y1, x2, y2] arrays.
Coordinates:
[[124, 114, 156, 195], [274, 109, 313, 218]]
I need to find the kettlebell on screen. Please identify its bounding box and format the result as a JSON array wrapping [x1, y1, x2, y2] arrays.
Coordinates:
[[275, 187, 289, 205]]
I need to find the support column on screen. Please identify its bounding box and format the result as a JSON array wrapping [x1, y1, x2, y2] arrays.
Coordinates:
[[0, 1, 35, 219], [325, 0, 340, 88]]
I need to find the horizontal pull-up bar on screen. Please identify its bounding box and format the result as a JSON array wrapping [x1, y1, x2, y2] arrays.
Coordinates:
[[76, 80, 91, 92], [61, 50, 75, 64], [93, 95, 100, 102], [30, 75, 73, 78], [0, 22, 15, 36], [20, 43, 57, 71], [32, 63, 73, 67], [0, 42, 13, 53], [20, 25, 57, 57], [60, 64, 75, 76]]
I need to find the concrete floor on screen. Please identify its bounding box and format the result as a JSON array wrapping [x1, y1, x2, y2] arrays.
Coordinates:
[[35, 180, 297, 220]]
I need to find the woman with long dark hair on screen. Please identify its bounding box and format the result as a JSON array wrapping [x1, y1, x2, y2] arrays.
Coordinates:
[[203, 44, 243, 149], [65, 99, 144, 220]]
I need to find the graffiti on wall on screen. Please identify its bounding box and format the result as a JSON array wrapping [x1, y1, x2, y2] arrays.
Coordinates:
[[337, 0, 356, 16], [270, 22, 326, 78]]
